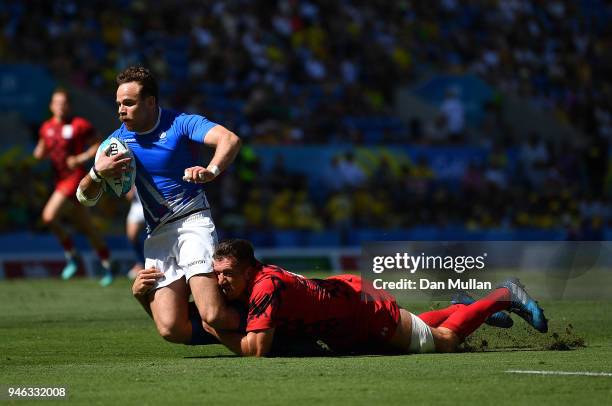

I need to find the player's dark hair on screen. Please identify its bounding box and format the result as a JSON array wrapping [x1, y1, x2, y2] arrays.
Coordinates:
[[214, 239, 257, 267], [52, 87, 71, 102], [116, 66, 159, 104]]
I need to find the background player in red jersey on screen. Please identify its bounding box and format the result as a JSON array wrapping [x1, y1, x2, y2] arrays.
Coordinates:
[[132, 239, 548, 356], [33, 88, 115, 286]]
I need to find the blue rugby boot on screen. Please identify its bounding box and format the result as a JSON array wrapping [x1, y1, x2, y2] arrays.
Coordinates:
[[99, 271, 114, 287], [451, 291, 514, 328], [61, 257, 79, 280], [99, 262, 116, 287], [497, 278, 548, 333]]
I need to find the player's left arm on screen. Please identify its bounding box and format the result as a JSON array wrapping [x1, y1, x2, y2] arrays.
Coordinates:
[[208, 328, 275, 357], [67, 142, 101, 170], [183, 124, 241, 183], [66, 121, 101, 170], [243, 329, 275, 356]]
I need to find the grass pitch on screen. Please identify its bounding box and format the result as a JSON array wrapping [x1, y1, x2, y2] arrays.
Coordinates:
[[1, 276, 611, 405]]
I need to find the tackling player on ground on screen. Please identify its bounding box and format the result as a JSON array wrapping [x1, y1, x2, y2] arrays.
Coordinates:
[[34, 88, 114, 286], [134, 239, 548, 356], [77, 66, 242, 344]]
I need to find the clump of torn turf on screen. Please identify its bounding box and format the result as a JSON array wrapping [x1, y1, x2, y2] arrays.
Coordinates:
[[459, 323, 586, 352], [459, 338, 489, 352], [546, 324, 586, 351]]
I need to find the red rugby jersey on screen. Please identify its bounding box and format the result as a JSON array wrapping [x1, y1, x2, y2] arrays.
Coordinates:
[[38, 116, 95, 180], [245, 264, 399, 350]]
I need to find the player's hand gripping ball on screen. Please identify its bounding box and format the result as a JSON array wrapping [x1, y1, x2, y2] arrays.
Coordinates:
[[94, 137, 136, 197]]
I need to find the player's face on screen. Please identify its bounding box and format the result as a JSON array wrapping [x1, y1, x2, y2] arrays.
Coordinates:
[[116, 82, 157, 132], [214, 257, 250, 301], [50, 92, 70, 121]]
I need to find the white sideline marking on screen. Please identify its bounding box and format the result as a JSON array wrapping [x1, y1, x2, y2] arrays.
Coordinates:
[[506, 370, 612, 377]]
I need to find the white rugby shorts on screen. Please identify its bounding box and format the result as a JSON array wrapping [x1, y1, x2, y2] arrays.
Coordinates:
[[408, 314, 436, 353], [144, 210, 217, 290]]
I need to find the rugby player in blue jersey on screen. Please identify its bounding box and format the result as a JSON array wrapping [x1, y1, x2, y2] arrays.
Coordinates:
[[77, 66, 242, 344]]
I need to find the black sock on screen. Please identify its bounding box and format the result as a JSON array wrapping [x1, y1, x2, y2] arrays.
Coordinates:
[[187, 314, 220, 346]]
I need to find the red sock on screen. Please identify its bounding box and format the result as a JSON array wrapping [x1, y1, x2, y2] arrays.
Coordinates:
[[96, 247, 110, 262], [60, 237, 74, 253], [440, 288, 511, 338], [418, 304, 466, 327]]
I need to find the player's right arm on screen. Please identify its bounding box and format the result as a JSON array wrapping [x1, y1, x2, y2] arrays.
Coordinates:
[[76, 150, 132, 206], [202, 325, 275, 357], [131, 268, 163, 319], [202, 275, 279, 356], [33, 138, 46, 160], [76, 170, 105, 206], [66, 139, 100, 170], [66, 119, 100, 170], [215, 328, 275, 357]]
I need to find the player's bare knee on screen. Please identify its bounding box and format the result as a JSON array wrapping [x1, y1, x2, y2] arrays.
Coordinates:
[[433, 328, 460, 353], [202, 321, 216, 335], [200, 308, 223, 329], [154, 313, 190, 344], [157, 324, 189, 344]]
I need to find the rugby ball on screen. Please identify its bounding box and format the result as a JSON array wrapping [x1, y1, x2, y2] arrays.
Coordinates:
[[94, 137, 136, 197]]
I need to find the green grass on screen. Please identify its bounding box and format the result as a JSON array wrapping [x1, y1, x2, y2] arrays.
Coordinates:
[[1, 276, 611, 405]]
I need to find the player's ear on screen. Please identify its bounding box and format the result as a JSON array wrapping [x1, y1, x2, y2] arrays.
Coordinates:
[[244, 265, 254, 279], [145, 95, 156, 108]]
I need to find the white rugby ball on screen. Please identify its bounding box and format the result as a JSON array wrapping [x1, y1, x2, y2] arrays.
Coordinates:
[[94, 137, 136, 197]]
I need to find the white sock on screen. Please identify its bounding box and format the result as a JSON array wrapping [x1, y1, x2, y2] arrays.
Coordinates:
[[64, 250, 77, 261], [101, 259, 111, 271]]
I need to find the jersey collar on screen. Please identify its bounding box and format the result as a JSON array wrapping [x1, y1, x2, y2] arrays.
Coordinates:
[[136, 107, 162, 135]]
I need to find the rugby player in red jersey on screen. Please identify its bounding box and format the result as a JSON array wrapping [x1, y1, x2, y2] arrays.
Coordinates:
[[133, 239, 548, 356], [34, 88, 114, 286]]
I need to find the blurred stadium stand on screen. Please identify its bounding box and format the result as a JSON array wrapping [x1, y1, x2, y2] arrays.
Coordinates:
[[0, 0, 610, 269]]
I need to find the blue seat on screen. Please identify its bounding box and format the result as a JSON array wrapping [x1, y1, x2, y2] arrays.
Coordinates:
[[305, 231, 341, 247], [273, 230, 306, 247]]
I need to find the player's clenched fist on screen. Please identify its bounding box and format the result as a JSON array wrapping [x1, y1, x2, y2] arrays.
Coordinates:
[[96, 150, 132, 178], [183, 165, 220, 183], [132, 268, 163, 297]]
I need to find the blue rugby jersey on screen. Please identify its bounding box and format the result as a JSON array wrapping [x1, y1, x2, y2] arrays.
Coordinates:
[[106, 108, 217, 234]]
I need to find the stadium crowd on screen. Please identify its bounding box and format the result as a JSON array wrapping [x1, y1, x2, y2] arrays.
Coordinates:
[[4, 139, 609, 239], [2, 1, 611, 142], [0, 0, 610, 239], [209, 141, 611, 240]]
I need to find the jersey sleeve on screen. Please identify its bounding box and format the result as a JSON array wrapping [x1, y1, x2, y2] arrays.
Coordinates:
[[74, 118, 96, 153], [177, 114, 218, 144], [246, 276, 282, 332], [81, 119, 97, 141]]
